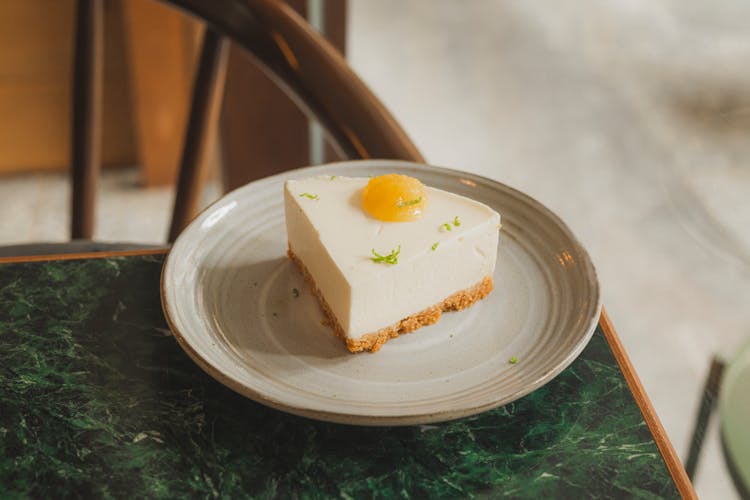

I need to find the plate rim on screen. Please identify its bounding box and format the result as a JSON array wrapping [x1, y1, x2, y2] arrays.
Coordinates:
[[161, 159, 602, 425]]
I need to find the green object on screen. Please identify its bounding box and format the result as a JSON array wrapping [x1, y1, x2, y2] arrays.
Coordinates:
[[0, 256, 679, 498], [509, 356, 518, 364], [299, 192, 319, 200], [431, 242, 439, 251], [396, 197, 422, 208], [720, 337, 750, 492], [370, 245, 401, 265]]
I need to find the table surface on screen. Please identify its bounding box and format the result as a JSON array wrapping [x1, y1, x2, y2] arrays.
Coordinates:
[[0, 251, 695, 498]]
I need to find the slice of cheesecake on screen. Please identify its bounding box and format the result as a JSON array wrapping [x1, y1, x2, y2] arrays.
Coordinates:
[[284, 174, 500, 353]]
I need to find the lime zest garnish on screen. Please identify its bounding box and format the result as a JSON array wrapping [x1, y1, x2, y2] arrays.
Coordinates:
[[431, 242, 439, 251], [299, 192, 319, 200], [371, 245, 401, 265], [441, 217, 462, 232], [509, 356, 518, 364], [397, 196, 422, 208], [330, 175, 336, 180]]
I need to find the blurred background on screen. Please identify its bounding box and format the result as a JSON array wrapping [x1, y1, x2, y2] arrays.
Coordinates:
[[1, 1, 749, 497]]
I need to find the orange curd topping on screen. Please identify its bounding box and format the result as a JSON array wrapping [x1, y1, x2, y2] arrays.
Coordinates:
[[362, 174, 428, 222]]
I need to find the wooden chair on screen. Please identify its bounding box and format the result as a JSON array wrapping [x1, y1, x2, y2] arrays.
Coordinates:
[[1, 0, 423, 256]]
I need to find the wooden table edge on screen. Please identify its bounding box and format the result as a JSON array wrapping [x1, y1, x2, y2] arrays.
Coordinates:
[[0, 251, 698, 498], [0, 247, 169, 264], [599, 307, 697, 499]]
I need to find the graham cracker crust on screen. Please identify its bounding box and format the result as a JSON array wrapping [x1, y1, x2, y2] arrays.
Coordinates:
[[288, 247, 494, 353]]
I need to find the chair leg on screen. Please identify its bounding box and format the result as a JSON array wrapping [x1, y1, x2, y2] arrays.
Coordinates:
[[684, 356, 726, 480], [168, 29, 230, 242], [71, 0, 104, 240]]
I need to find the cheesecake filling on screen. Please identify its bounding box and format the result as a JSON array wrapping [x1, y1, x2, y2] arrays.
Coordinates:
[[284, 175, 500, 351]]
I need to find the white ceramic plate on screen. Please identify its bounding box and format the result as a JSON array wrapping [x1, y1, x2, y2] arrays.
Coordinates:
[[161, 160, 601, 425]]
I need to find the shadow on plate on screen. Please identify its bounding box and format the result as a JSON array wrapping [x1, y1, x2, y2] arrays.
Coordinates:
[[199, 255, 352, 361]]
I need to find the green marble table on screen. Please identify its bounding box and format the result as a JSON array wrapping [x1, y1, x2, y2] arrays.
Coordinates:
[[0, 253, 690, 498]]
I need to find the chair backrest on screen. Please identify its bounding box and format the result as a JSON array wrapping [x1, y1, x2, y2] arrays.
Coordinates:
[[70, 0, 424, 243]]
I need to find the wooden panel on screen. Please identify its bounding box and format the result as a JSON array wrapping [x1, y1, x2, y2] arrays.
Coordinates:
[[0, 2, 73, 79], [0, 0, 136, 173], [102, 0, 138, 168], [322, 0, 347, 163], [220, 0, 347, 190], [220, 44, 310, 190], [120, 0, 200, 186], [0, 82, 72, 172], [220, 0, 308, 191]]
